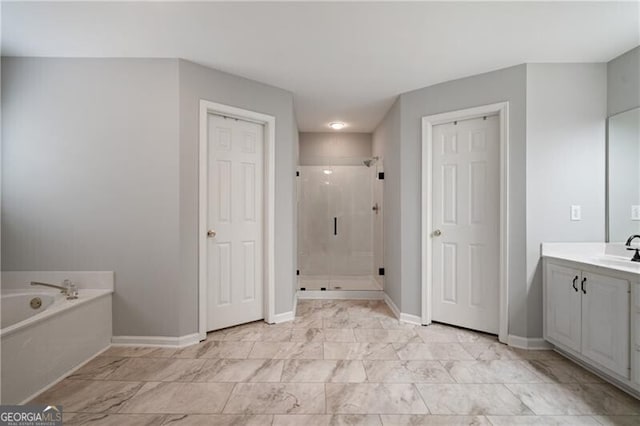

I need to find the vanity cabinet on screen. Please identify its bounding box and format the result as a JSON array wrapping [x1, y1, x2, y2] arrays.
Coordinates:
[[544, 260, 631, 380]]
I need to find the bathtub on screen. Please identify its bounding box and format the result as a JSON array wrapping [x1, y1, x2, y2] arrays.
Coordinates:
[[1, 272, 113, 404], [1, 290, 64, 330]]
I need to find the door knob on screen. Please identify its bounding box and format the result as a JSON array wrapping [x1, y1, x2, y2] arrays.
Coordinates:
[[433, 229, 442, 237], [207, 230, 217, 238]]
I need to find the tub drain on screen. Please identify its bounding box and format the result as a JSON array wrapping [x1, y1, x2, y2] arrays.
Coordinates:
[[30, 297, 42, 309]]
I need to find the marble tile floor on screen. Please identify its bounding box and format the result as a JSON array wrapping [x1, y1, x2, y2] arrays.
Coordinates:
[[31, 299, 640, 425]]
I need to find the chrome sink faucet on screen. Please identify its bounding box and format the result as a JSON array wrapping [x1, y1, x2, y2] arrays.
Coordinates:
[[625, 235, 640, 262], [31, 279, 79, 299]]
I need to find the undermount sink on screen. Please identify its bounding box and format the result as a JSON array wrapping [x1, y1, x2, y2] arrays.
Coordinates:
[[592, 255, 640, 268]]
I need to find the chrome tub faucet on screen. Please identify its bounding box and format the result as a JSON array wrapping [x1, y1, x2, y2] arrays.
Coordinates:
[[31, 279, 79, 299]]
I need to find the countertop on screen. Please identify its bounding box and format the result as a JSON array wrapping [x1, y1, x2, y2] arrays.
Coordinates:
[[542, 242, 640, 277]]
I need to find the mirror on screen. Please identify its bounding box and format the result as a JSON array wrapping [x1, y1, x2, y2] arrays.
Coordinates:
[[607, 107, 640, 242]]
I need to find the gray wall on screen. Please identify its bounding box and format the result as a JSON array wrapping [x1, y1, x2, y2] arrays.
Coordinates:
[[397, 65, 528, 334], [1, 58, 182, 336], [177, 60, 298, 333], [298, 132, 372, 165], [372, 98, 402, 310], [607, 46, 640, 116], [2, 57, 298, 338], [379, 63, 607, 339], [525, 63, 607, 337]]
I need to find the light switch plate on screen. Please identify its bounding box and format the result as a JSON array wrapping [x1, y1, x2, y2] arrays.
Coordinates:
[[632, 205, 640, 221], [571, 205, 581, 221]]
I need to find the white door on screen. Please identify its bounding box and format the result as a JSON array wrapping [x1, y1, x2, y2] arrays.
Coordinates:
[[581, 272, 629, 378], [432, 115, 500, 334], [545, 263, 582, 352], [207, 114, 264, 331]]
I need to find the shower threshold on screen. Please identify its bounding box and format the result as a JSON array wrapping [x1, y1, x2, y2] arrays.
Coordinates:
[[298, 275, 382, 291]]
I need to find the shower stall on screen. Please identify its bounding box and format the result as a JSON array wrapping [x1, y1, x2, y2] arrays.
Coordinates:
[[297, 158, 383, 292]]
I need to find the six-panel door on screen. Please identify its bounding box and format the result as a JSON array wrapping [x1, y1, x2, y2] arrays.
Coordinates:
[[431, 115, 500, 334], [207, 114, 264, 331]]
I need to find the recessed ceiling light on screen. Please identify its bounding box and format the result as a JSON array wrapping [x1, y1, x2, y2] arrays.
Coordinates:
[[329, 122, 345, 130], [323, 169, 333, 175]]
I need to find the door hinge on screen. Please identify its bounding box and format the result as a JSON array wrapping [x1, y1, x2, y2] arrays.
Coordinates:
[[378, 172, 384, 180], [296, 171, 300, 177], [296, 269, 300, 276], [379, 267, 385, 276]]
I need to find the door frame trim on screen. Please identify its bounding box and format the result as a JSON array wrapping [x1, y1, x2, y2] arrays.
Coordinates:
[[421, 101, 509, 343], [198, 100, 276, 341]]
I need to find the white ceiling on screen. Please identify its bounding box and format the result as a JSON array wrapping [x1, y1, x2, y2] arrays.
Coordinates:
[[2, 1, 639, 132]]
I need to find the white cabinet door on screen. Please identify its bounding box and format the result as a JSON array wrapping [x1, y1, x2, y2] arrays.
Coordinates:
[[581, 272, 630, 378], [632, 284, 640, 387], [545, 263, 582, 352]]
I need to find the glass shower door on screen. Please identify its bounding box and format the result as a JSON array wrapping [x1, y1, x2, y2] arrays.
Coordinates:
[[297, 165, 377, 290], [329, 166, 373, 288]]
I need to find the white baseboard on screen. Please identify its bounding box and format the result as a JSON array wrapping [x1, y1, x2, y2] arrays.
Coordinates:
[[383, 293, 423, 326], [269, 292, 299, 324], [272, 310, 295, 324], [400, 313, 423, 325], [507, 335, 553, 350], [20, 345, 111, 404], [383, 293, 401, 318], [111, 333, 200, 348], [297, 290, 384, 300]]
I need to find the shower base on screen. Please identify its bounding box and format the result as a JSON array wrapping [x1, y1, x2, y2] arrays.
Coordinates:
[[297, 275, 382, 291]]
